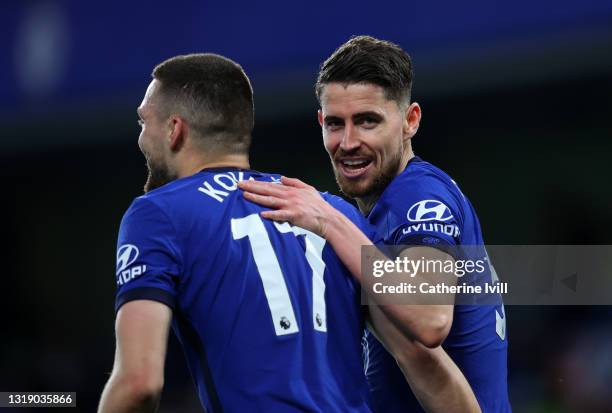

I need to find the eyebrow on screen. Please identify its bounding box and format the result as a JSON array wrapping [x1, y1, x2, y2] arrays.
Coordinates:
[[323, 115, 343, 123], [324, 111, 383, 123], [352, 111, 383, 121]]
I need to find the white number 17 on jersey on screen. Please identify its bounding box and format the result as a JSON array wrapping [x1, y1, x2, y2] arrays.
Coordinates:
[[231, 214, 327, 336]]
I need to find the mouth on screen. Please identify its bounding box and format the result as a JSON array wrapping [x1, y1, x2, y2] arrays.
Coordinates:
[[336, 157, 373, 179]]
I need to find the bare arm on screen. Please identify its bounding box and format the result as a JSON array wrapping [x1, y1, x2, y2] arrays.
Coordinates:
[[368, 306, 481, 413], [98, 300, 172, 413]]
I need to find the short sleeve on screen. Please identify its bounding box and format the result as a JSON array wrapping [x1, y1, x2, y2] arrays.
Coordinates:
[[392, 198, 460, 247], [114, 197, 182, 312], [381, 175, 464, 257]]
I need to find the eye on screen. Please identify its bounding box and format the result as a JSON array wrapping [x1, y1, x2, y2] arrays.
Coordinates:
[[325, 119, 343, 131], [361, 117, 379, 128]]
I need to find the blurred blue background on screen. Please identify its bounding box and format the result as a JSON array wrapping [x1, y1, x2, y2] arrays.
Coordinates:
[[1, 1, 612, 412]]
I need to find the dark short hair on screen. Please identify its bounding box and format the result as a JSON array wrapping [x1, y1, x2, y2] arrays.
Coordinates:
[[152, 53, 254, 154], [315, 35, 413, 105]]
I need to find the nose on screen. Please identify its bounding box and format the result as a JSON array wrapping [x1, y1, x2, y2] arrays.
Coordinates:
[[339, 123, 360, 152]]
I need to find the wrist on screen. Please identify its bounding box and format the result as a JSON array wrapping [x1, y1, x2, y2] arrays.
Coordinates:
[[320, 206, 350, 242]]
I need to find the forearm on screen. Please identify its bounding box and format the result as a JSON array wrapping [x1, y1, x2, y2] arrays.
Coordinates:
[[322, 208, 370, 282], [98, 373, 161, 413], [368, 306, 479, 413], [398, 345, 481, 413], [324, 208, 453, 346]]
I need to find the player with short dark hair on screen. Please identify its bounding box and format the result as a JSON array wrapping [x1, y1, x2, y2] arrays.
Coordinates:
[[314, 35, 416, 204], [97, 53, 375, 413], [239, 35, 511, 412], [152, 54, 254, 154], [316, 35, 413, 107]]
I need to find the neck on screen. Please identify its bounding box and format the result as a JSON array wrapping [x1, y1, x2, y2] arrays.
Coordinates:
[[355, 148, 415, 216], [356, 195, 379, 216], [176, 152, 250, 178]]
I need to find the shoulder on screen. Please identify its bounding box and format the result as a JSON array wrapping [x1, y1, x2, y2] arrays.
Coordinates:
[[369, 158, 469, 246], [321, 192, 376, 240], [322, 192, 354, 212], [122, 195, 167, 223], [394, 159, 461, 199], [125, 171, 236, 222], [321, 192, 361, 222], [119, 186, 185, 243], [380, 158, 466, 218], [118, 195, 178, 256]]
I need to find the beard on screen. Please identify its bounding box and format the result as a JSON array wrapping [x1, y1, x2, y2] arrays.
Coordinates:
[[332, 149, 402, 200], [143, 156, 175, 193]]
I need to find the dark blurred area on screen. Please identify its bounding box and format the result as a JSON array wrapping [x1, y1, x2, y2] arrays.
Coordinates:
[[1, 1, 612, 412]]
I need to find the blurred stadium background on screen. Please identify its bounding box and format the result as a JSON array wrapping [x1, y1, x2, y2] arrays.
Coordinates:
[[1, 1, 612, 412]]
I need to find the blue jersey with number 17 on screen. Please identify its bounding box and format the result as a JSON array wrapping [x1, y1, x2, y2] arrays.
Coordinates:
[[114, 167, 373, 413], [364, 157, 510, 413]]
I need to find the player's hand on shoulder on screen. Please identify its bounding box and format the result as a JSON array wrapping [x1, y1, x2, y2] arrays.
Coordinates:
[[238, 176, 336, 237]]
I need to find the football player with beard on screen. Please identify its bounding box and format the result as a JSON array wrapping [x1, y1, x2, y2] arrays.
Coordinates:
[[239, 35, 510, 413]]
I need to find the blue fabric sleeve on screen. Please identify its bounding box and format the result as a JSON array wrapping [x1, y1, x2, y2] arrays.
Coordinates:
[[382, 175, 464, 257], [114, 197, 183, 312]]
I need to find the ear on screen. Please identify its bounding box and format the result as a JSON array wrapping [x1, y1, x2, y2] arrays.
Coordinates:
[[167, 116, 186, 151], [403, 102, 421, 140], [317, 109, 324, 127]]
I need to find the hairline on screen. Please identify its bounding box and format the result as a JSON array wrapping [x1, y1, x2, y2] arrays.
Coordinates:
[[316, 80, 411, 110]]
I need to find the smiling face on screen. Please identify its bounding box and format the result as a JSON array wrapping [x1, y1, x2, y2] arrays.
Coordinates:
[[319, 82, 420, 206], [137, 79, 176, 193]]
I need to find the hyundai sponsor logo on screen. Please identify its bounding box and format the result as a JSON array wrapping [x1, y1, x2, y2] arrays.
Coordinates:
[[116, 244, 139, 274], [403, 223, 460, 238], [407, 200, 453, 222]]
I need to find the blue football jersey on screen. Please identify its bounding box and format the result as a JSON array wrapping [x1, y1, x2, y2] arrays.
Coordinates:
[[114, 167, 373, 413], [364, 157, 510, 413]]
